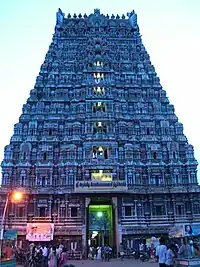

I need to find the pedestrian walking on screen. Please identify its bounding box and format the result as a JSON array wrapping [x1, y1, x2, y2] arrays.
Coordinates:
[[158, 237, 167, 267]]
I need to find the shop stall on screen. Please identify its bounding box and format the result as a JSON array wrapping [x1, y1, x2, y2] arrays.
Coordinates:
[[169, 223, 200, 267]]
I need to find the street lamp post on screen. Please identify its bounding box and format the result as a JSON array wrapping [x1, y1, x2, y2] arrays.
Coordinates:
[[0, 193, 9, 255], [0, 190, 24, 258]]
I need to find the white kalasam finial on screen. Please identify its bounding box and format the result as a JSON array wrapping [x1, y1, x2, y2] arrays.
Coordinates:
[[56, 8, 65, 28], [127, 10, 137, 28]]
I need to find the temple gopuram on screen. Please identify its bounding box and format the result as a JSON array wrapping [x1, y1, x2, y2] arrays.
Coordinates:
[[0, 8, 199, 257]]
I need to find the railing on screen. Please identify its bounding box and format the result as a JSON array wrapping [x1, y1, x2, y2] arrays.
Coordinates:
[[121, 214, 200, 226], [1, 184, 199, 195], [0, 216, 83, 225], [127, 185, 200, 193], [2, 215, 199, 227], [28, 216, 51, 222]]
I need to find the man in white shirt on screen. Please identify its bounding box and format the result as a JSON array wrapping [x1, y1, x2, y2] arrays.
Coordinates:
[[158, 238, 167, 267], [41, 245, 48, 267]]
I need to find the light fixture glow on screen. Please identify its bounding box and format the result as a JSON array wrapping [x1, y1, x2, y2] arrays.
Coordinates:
[[12, 191, 23, 202], [97, 211, 103, 217]]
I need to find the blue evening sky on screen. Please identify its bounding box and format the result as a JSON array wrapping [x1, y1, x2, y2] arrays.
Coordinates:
[[0, 0, 199, 180]]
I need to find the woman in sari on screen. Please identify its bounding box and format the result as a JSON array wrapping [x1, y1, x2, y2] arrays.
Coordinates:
[[60, 247, 68, 267], [48, 247, 58, 267]]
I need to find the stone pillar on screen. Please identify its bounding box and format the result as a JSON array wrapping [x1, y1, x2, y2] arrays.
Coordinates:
[[49, 169, 53, 186], [57, 198, 60, 218], [132, 167, 136, 184], [164, 196, 168, 216], [142, 200, 145, 218], [65, 198, 69, 219], [149, 196, 153, 217], [82, 197, 90, 258], [147, 167, 151, 185], [48, 196, 52, 218], [162, 169, 165, 184], [186, 167, 190, 184], [112, 197, 120, 255], [25, 196, 28, 220], [189, 194, 194, 218], [134, 200, 137, 218], [33, 197, 37, 216], [172, 196, 176, 218]]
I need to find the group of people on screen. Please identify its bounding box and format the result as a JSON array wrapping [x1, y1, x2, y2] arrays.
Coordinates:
[[13, 243, 67, 267], [88, 245, 112, 261], [118, 237, 200, 266], [156, 237, 200, 267], [28, 243, 68, 267]]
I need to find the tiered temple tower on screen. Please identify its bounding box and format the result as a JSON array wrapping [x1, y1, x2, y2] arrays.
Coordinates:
[[0, 8, 199, 256]]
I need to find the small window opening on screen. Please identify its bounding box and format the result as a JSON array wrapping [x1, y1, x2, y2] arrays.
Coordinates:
[[39, 207, 46, 217], [93, 87, 105, 95], [18, 207, 24, 217], [93, 102, 106, 113], [155, 206, 162, 215], [93, 121, 107, 133], [71, 207, 78, 217], [94, 61, 103, 67], [23, 152, 26, 161], [125, 206, 132, 216], [92, 146, 108, 159], [93, 73, 104, 83], [42, 177, 46, 187], [21, 176, 25, 186], [43, 152, 47, 160], [177, 205, 182, 215], [155, 175, 159, 186]]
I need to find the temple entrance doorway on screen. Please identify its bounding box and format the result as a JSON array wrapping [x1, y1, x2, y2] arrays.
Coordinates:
[[87, 204, 114, 248]]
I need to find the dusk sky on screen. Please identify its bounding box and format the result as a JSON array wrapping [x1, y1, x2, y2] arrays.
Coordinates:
[[0, 0, 199, 180]]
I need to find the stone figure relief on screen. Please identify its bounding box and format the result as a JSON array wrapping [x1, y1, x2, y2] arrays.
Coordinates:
[[56, 8, 65, 28]]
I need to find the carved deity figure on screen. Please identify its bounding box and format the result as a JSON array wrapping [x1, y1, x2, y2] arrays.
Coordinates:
[[127, 10, 137, 28], [56, 8, 65, 28]]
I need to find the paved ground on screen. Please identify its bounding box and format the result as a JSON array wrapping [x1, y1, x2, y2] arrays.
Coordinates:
[[17, 259, 157, 267], [69, 259, 157, 267]]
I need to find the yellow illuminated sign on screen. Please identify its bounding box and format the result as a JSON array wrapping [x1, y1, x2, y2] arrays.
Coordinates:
[[91, 170, 112, 181]]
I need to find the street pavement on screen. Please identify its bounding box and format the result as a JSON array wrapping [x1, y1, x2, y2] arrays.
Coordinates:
[[17, 259, 157, 267]]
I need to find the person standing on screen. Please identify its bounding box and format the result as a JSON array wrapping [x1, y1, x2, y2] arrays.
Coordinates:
[[59, 247, 67, 267], [156, 243, 161, 262], [150, 244, 156, 262], [104, 245, 112, 262], [96, 246, 102, 260], [41, 244, 48, 267], [193, 243, 200, 257], [158, 238, 167, 267], [119, 243, 124, 260], [48, 247, 58, 267], [3, 244, 13, 259], [165, 244, 175, 267], [178, 239, 190, 258]]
